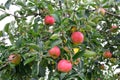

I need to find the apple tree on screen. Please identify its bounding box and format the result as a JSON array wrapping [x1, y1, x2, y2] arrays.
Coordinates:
[[0, 0, 120, 80]]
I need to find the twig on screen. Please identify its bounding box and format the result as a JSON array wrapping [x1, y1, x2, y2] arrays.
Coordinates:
[[0, 9, 21, 18], [0, 9, 40, 18], [106, 11, 120, 19], [0, 62, 8, 71]]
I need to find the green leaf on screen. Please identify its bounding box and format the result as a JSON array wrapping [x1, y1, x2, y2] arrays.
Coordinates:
[[52, 14, 61, 24], [0, 14, 9, 21], [50, 39, 62, 47], [84, 50, 97, 57], [16, 1, 26, 7], [0, 5, 5, 10], [24, 56, 36, 65], [38, 65, 46, 77], [50, 33, 59, 40], [5, 0, 12, 9], [4, 23, 10, 33], [0, 31, 3, 37], [72, 50, 85, 60], [27, 43, 40, 51], [16, 37, 22, 47]]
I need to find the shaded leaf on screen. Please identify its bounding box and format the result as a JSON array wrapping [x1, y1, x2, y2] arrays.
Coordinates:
[[0, 5, 5, 10], [4, 23, 10, 33], [27, 43, 40, 51], [51, 39, 62, 47], [0, 14, 9, 21], [5, 0, 12, 9], [72, 50, 85, 60], [24, 56, 36, 65]]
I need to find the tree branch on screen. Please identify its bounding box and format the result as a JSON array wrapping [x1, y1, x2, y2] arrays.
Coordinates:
[[0, 9, 40, 18], [0, 62, 8, 71], [0, 9, 21, 18], [105, 11, 120, 19]]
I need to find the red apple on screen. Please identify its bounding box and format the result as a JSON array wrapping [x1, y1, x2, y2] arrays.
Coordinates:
[[57, 59, 72, 73], [103, 50, 112, 58], [44, 15, 55, 25], [48, 46, 60, 59], [8, 54, 21, 65], [71, 31, 84, 44]]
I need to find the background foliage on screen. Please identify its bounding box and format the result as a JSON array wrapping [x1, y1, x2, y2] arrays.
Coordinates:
[[0, 0, 120, 80]]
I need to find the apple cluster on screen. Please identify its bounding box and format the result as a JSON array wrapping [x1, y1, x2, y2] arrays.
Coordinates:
[[45, 15, 85, 73]]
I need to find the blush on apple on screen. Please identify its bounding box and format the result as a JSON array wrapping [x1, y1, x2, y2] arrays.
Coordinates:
[[98, 8, 106, 15], [48, 46, 60, 59], [71, 31, 84, 44], [44, 15, 55, 25], [57, 59, 72, 73]]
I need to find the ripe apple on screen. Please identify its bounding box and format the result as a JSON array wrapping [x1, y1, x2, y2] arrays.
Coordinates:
[[44, 15, 55, 25], [103, 50, 112, 58], [71, 31, 84, 44], [57, 59, 72, 73], [98, 8, 106, 15], [8, 54, 21, 65], [48, 46, 60, 59]]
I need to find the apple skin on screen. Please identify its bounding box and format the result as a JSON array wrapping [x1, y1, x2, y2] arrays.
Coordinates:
[[8, 54, 21, 65], [103, 50, 112, 58], [57, 59, 72, 73], [98, 8, 106, 15], [111, 26, 118, 29], [71, 31, 84, 44], [48, 46, 60, 59], [44, 15, 55, 25]]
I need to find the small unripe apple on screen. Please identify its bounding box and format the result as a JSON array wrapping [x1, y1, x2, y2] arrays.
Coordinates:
[[98, 8, 106, 15], [8, 54, 21, 65], [103, 50, 112, 58], [48, 46, 60, 59], [110, 25, 118, 32], [44, 15, 55, 25], [100, 64, 105, 70], [57, 59, 72, 73], [71, 31, 84, 44]]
